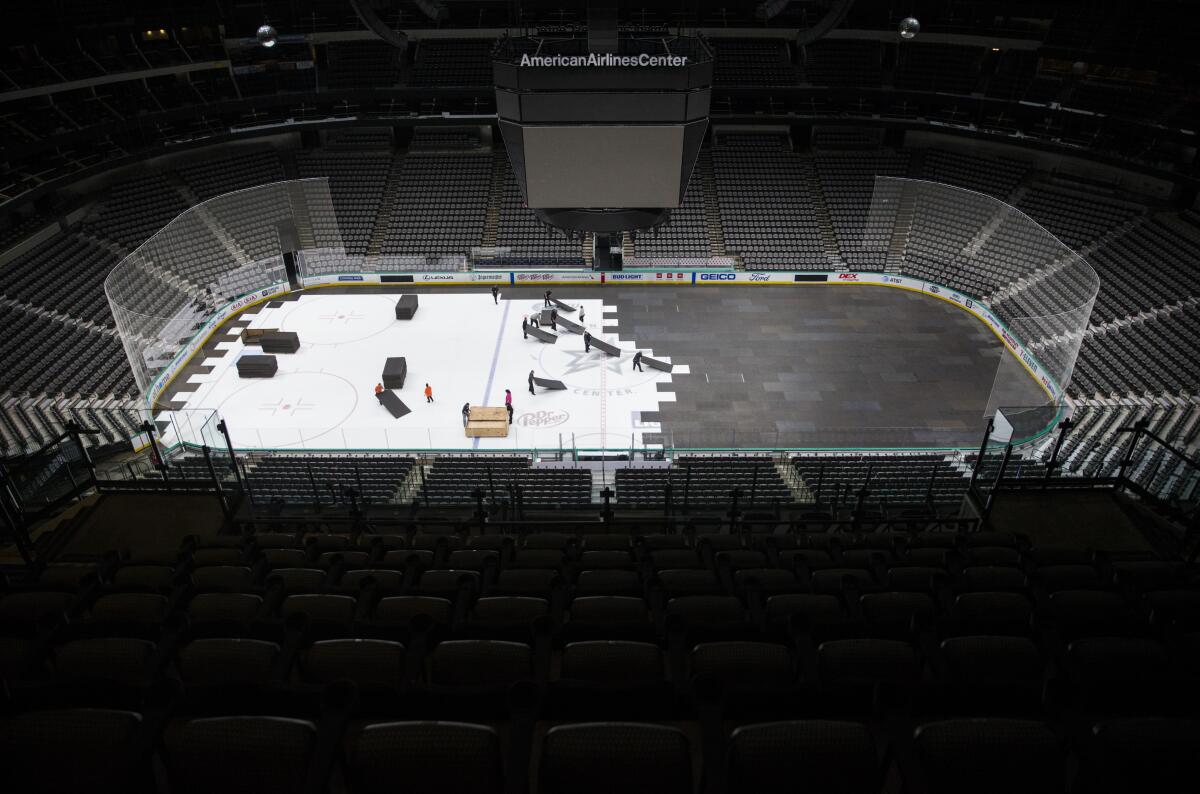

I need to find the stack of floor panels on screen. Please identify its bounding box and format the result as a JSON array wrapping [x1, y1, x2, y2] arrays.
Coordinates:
[[260, 331, 300, 353], [236, 355, 278, 378], [395, 295, 418, 319]]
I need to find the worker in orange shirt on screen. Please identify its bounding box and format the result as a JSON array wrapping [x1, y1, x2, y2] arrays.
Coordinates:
[[424, 383, 434, 403], [374, 382, 384, 396]]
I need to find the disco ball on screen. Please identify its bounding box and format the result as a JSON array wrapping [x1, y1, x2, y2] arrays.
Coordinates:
[[898, 17, 920, 39], [256, 24, 278, 48]]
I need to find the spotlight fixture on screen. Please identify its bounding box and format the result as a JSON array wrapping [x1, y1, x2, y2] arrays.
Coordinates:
[[256, 24, 278, 48]]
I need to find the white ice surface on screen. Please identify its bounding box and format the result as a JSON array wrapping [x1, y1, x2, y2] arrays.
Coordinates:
[[159, 292, 682, 452]]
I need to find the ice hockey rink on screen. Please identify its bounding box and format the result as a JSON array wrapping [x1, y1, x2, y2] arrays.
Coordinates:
[[158, 290, 688, 453]]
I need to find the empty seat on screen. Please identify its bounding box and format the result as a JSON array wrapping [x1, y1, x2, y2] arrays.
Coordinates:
[[567, 596, 650, 627], [1080, 718, 1200, 794], [575, 570, 642, 595], [374, 596, 453, 625], [560, 641, 664, 684], [177, 638, 279, 687], [949, 592, 1033, 635], [261, 548, 309, 569], [765, 594, 845, 627], [469, 596, 548, 629], [84, 593, 169, 630], [539, 722, 692, 794], [413, 569, 479, 597], [818, 639, 921, 686], [267, 568, 326, 594], [0, 591, 75, 627], [523, 533, 573, 550], [430, 640, 532, 687], [810, 568, 876, 595], [187, 593, 263, 625], [961, 566, 1028, 592], [493, 569, 558, 596], [579, 551, 636, 570], [727, 720, 879, 794], [667, 596, 746, 627], [53, 638, 154, 687], [301, 638, 404, 688], [690, 641, 794, 686], [734, 568, 797, 594], [280, 594, 357, 624], [191, 566, 255, 592], [340, 569, 404, 592], [447, 550, 499, 571], [162, 716, 319, 794], [658, 569, 722, 597], [581, 534, 633, 551], [112, 564, 176, 591], [911, 718, 1064, 794], [860, 591, 936, 637], [0, 708, 147, 794], [940, 635, 1044, 684], [345, 721, 503, 794]]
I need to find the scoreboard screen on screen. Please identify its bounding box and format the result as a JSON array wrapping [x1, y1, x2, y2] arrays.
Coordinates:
[[522, 125, 684, 209]]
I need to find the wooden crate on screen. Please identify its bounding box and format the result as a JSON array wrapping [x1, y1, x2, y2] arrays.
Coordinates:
[[240, 327, 277, 342], [465, 407, 509, 438]]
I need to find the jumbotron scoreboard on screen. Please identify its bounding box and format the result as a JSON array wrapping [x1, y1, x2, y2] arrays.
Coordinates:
[[493, 32, 713, 236]]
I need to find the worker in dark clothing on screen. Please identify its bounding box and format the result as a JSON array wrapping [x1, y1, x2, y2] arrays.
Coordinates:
[[521, 316, 529, 339], [461, 403, 471, 427], [491, 286, 499, 304], [506, 403, 514, 424], [550, 309, 558, 330], [544, 290, 552, 307], [528, 370, 536, 395], [632, 351, 643, 372], [583, 331, 592, 353]]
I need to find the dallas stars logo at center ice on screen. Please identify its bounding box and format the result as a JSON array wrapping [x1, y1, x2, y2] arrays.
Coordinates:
[[557, 349, 628, 378]]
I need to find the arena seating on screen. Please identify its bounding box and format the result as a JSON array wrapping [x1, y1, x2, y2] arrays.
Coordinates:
[[1082, 215, 1200, 323], [0, 234, 117, 326], [986, 50, 1039, 101], [0, 305, 132, 398], [793, 455, 973, 508], [711, 135, 827, 269], [490, 159, 586, 269], [409, 38, 494, 86], [176, 149, 286, 202], [295, 149, 391, 255], [422, 457, 592, 506], [710, 38, 797, 86], [325, 41, 404, 89], [921, 149, 1029, 199], [1, 523, 1195, 792], [83, 172, 191, 251], [244, 455, 418, 506], [798, 39, 884, 86], [813, 151, 911, 268], [378, 150, 490, 258], [616, 457, 792, 507], [1070, 305, 1200, 399], [895, 44, 985, 94], [632, 175, 711, 260]]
